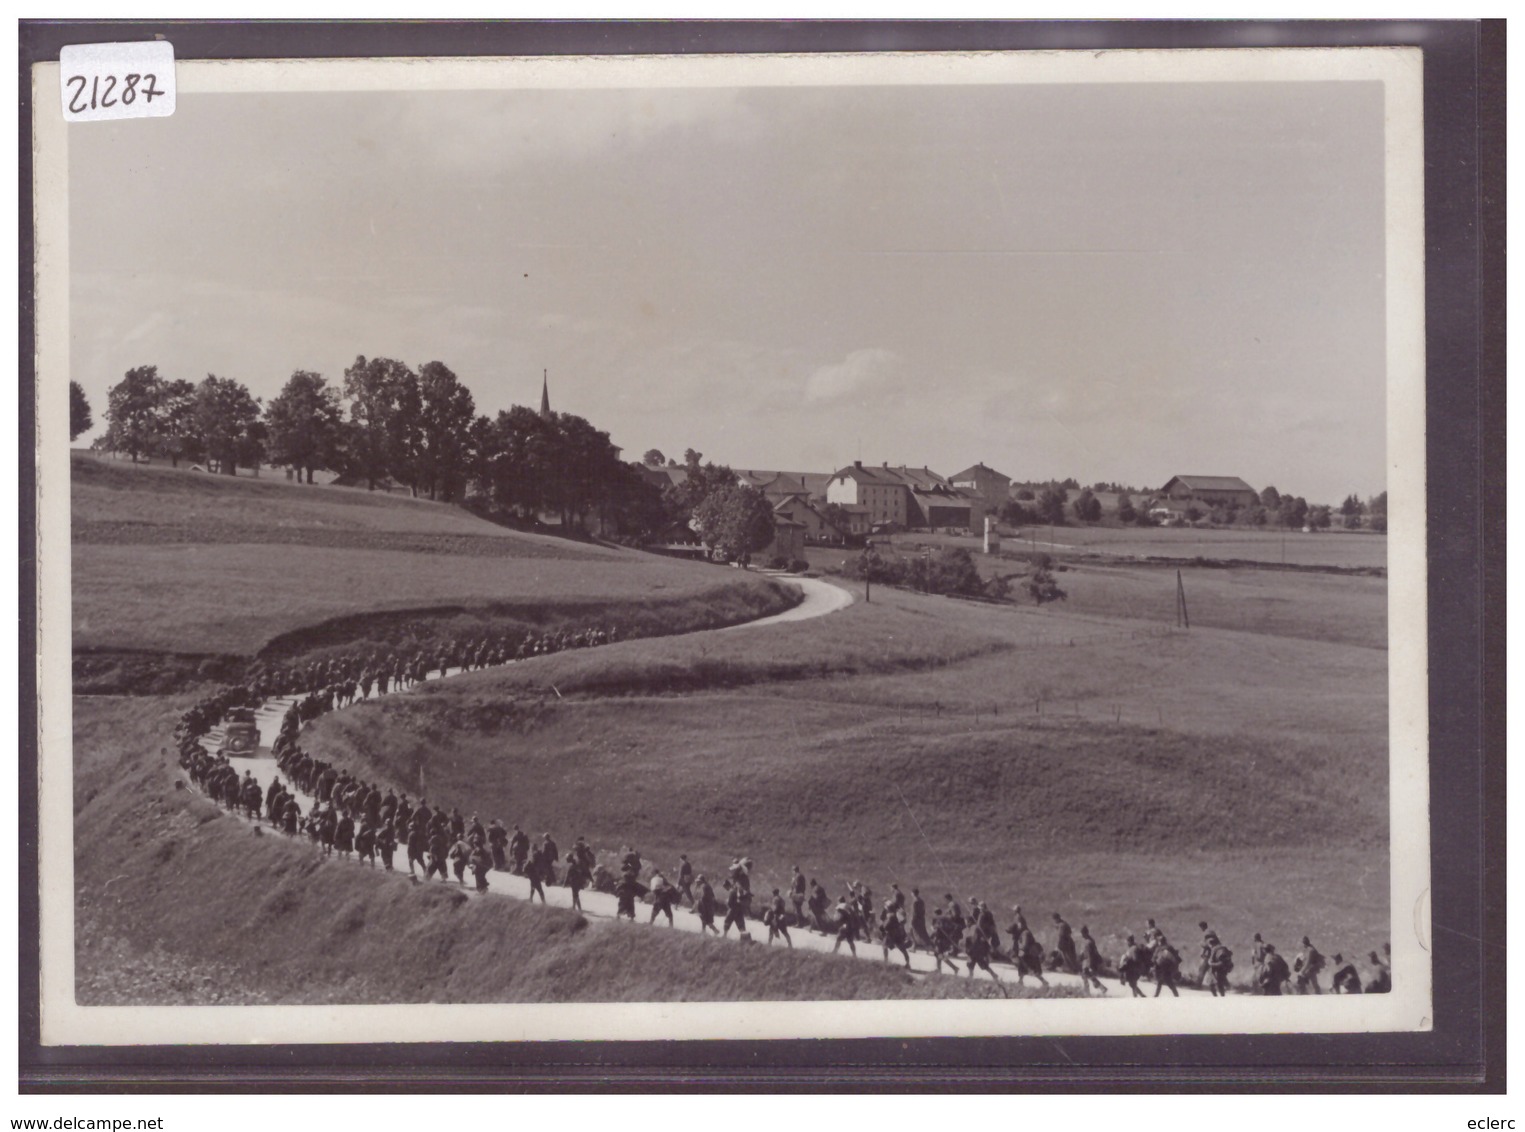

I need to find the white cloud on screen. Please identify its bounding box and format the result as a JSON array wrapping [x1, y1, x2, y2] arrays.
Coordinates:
[[803, 348, 905, 405]]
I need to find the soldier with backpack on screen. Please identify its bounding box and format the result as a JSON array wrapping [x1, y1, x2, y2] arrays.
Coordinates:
[[1205, 933, 1235, 997], [1258, 943, 1292, 995], [1294, 936, 1326, 994], [1077, 925, 1109, 995]]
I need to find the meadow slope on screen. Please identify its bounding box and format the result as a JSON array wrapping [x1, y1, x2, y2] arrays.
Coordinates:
[[74, 695, 1037, 1004], [305, 580, 1390, 967], [71, 456, 796, 685]]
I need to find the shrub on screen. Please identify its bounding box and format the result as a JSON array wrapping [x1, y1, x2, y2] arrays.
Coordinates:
[[789, 558, 809, 573], [1027, 566, 1067, 605], [767, 555, 791, 570]]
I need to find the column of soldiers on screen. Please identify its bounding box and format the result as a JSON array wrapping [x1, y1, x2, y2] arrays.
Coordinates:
[[172, 659, 1393, 999], [240, 623, 625, 715]]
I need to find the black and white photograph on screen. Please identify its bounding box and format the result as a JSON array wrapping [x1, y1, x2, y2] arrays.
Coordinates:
[[31, 43, 1432, 1046]]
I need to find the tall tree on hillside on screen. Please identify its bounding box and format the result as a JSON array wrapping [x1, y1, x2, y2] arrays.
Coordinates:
[[387, 366, 426, 495], [68, 381, 93, 441], [1072, 488, 1102, 523], [193, 375, 262, 475], [642, 449, 666, 467], [416, 361, 477, 502], [1037, 486, 1068, 526], [1115, 491, 1136, 524], [550, 412, 627, 529], [464, 413, 497, 500], [691, 482, 776, 564], [152, 378, 201, 467], [342, 355, 414, 490], [103, 365, 163, 462], [479, 404, 556, 519], [605, 461, 668, 540], [265, 370, 344, 483]]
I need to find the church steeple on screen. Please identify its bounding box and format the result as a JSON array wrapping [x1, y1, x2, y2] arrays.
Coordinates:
[[539, 369, 552, 420]]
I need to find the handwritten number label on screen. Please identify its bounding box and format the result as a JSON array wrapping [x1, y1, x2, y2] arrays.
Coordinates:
[[60, 41, 174, 122]]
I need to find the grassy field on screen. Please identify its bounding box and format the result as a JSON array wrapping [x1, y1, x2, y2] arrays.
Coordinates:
[[74, 456, 1393, 1001], [306, 580, 1390, 977], [806, 545, 1386, 650], [862, 524, 1387, 571], [71, 456, 795, 661], [74, 695, 1050, 1004]]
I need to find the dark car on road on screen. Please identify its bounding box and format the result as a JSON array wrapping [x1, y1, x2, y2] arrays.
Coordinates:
[[220, 707, 261, 755]]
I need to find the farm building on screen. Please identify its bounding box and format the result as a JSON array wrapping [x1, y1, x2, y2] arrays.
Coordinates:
[[771, 494, 848, 545], [1159, 475, 1258, 509], [949, 462, 1013, 512]]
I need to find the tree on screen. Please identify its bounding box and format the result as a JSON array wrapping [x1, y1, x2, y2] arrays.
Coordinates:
[[1308, 504, 1332, 530], [68, 382, 93, 441], [1116, 491, 1136, 524], [1014, 488, 1035, 501], [1339, 493, 1365, 517], [642, 449, 666, 467], [1027, 562, 1067, 605], [479, 404, 557, 519], [1278, 495, 1309, 530], [265, 370, 344, 483], [103, 365, 163, 462], [691, 483, 775, 564], [1367, 492, 1388, 533], [342, 355, 415, 490], [387, 367, 426, 495], [153, 378, 200, 467], [1037, 486, 1068, 525], [999, 500, 1037, 527], [1260, 485, 1282, 509], [193, 374, 262, 475], [1072, 488, 1102, 523], [1344, 511, 1364, 529], [663, 449, 737, 525], [1238, 504, 1268, 527], [416, 361, 476, 501], [549, 412, 628, 530], [605, 462, 669, 541]]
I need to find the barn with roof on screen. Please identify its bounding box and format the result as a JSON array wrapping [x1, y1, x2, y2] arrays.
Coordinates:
[[1159, 475, 1258, 509]]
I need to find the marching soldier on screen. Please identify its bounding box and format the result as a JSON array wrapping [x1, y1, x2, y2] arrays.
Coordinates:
[[1077, 925, 1109, 995]]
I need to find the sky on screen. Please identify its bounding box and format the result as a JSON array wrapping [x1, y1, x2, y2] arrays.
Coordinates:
[[68, 77, 1389, 502]]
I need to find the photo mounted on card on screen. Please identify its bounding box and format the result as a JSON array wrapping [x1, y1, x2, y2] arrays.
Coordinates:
[[32, 43, 1430, 1046]]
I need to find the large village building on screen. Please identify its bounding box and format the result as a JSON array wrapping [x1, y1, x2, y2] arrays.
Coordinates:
[[1159, 475, 1258, 509], [826, 461, 984, 532]]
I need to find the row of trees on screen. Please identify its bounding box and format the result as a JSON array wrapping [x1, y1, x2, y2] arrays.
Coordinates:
[[91, 362, 783, 550], [93, 361, 660, 532]]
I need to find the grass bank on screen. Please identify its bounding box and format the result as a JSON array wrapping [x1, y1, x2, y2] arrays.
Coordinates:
[[75, 695, 1060, 1004], [71, 454, 798, 688]]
